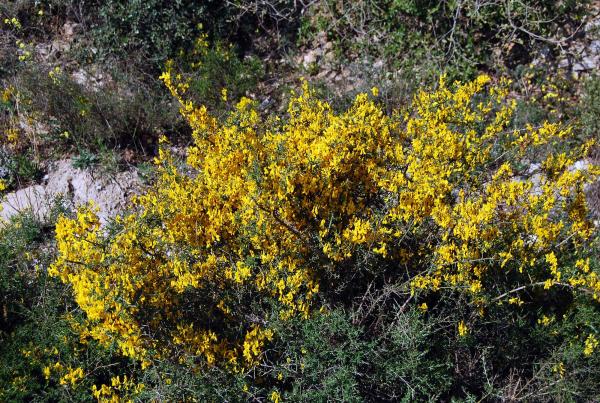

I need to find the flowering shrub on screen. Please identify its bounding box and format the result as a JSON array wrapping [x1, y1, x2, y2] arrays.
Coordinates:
[[50, 74, 599, 378], [0, 208, 141, 402]]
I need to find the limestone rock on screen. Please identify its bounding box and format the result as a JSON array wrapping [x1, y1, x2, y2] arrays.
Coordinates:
[[1, 159, 141, 225]]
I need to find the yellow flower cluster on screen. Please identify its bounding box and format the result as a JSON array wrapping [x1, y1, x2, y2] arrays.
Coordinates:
[[584, 334, 598, 356], [59, 366, 85, 386], [51, 73, 599, 371], [91, 375, 145, 402], [458, 320, 469, 337], [41, 360, 85, 387], [15, 40, 32, 62], [1, 85, 14, 103], [1, 86, 28, 151], [3, 17, 21, 29], [48, 66, 62, 84]]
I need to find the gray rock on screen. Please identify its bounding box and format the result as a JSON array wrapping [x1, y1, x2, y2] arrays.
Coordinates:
[[323, 51, 336, 64], [569, 160, 590, 172], [373, 59, 385, 70], [71, 67, 110, 91], [572, 55, 598, 71], [61, 21, 81, 42], [585, 18, 600, 34], [1, 159, 141, 225], [0, 186, 50, 222], [302, 49, 321, 68]]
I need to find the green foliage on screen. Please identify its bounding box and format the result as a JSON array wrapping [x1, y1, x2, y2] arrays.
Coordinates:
[[370, 309, 451, 400], [5, 64, 178, 157], [301, 0, 591, 82], [75, 0, 299, 69], [170, 37, 265, 114], [270, 308, 450, 401], [71, 149, 98, 170], [88, 0, 212, 64], [0, 149, 42, 191], [0, 212, 46, 333], [579, 74, 600, 144], [0, 209, 134, 401], [135, 161, 157, 185], [275, 310, 370, 402]]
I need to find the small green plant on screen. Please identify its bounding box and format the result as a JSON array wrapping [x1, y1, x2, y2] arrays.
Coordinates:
[[0, 149, 42, 191], [136, 161, 156, 185], [71, 149, 98, 169]]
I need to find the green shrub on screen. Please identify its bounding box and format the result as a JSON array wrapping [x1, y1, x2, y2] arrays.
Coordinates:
[[301, 0, 591, 81], [0, 148, 42, 191], [3, 64, 179, 158], [44, 71, 600, 401], [78, 0, 300, 69], [0, 212, 46, 334], [88, 0, 212, 64], [0, 208, 137, 402], [579, 74, 600, 144], [270, 308, 451, 401]]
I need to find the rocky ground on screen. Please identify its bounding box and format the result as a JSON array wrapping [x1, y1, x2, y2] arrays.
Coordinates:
[[0, 159, 140, 224]]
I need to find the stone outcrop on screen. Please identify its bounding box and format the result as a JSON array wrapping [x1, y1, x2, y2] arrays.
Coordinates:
[[1, 160, 140, 225]]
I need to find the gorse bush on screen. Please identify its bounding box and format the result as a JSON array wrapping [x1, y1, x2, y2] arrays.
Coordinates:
[[47, 73, 600, 399], [0, 208, 138, 402], [2, 1, 600, 400]]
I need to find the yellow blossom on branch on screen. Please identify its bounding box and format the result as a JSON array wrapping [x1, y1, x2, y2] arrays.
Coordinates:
[[50, 73, 599, 373]]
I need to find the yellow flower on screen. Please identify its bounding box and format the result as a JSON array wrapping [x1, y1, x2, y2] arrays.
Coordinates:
[[508, 297, 523, 306], [270, 390, 281, 403], [537, 315, 554, 327], [59, 367, 84, 386], [4, 17, 21, 29], [584, 334, 598, 356], [42, 366, 51, 380], [552, 362, 565, 378], [458, 320, 468, 337]]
